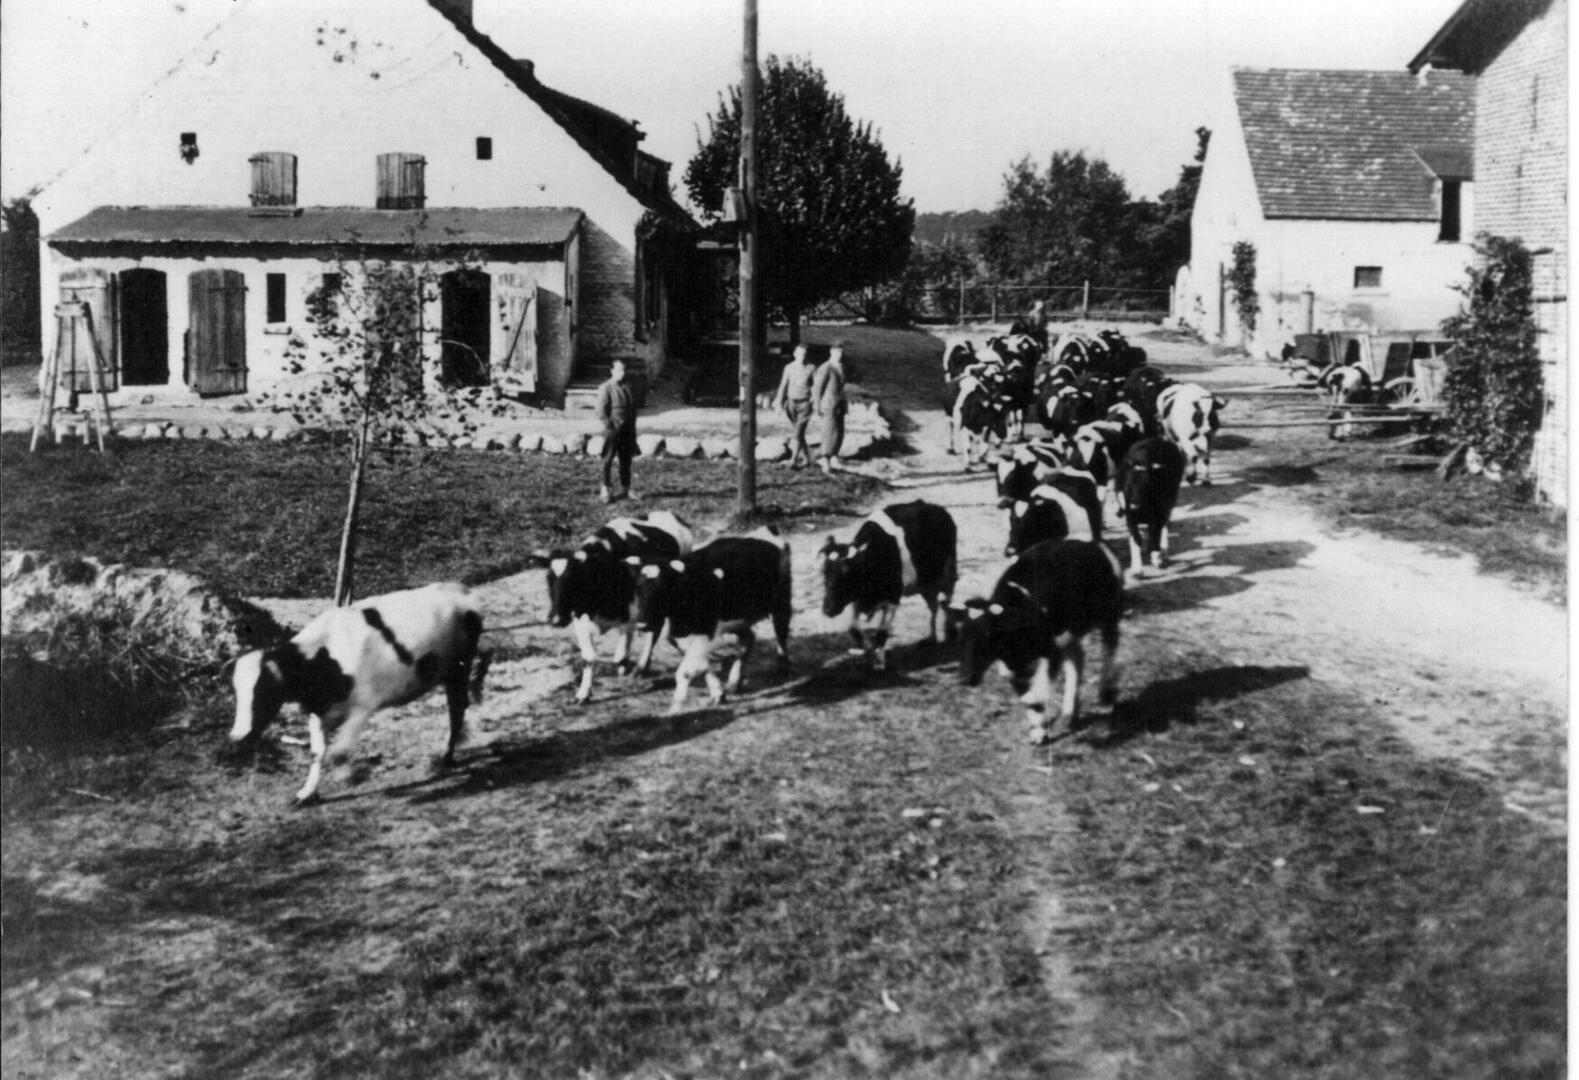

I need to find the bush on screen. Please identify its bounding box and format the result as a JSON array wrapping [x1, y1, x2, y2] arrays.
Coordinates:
[[1440, 234, 1545, 479]]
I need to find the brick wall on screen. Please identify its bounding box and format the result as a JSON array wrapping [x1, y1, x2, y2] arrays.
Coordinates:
[[1474, 0, 1567, 505], [576, 220, 665, 380]]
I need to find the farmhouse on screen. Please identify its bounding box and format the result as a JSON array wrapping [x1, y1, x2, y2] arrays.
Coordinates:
[[1183, 66, 1475, 358], [34, 0, 699, 408], [1410, 0, 1567, 505]]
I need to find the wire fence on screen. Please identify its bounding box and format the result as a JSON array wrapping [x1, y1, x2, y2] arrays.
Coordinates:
[[797, 280, 1171, 325]]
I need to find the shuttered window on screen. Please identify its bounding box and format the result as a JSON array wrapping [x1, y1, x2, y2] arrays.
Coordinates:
[[249, 152, 298, 206], [376, 152, 427, 209]]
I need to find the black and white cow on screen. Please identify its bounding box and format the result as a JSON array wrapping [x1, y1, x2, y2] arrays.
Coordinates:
[[946, 371, 1015, 467], [1003, 472, 1104, 557], [951, 539, 1124, 745], [994, 439, 1070, 509], [543, 511, 695, 703], [1121, 365, 1175, 436], [633, 532, 793, 713], [1156, 382, 1227, 485], [820, 500, 958, 672], [1117, 436, 1187, 574], [229, 582, 490, 804]]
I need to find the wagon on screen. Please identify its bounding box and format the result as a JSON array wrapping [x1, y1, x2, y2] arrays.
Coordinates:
[[1285, 329, 1453, 408]]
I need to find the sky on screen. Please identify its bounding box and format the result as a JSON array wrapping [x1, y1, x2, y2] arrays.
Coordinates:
[[1, 0, 1468, 215]]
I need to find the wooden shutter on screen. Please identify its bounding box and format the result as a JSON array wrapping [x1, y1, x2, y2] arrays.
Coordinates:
[[249, 152, 298, 206], [496, 272, 537, 390], [376, 152, 426, 209], [187, 269, 248, 395], [58, 267, 119, 393]]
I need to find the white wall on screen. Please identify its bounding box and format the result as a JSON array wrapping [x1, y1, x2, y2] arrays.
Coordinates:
[[35, 0, 650, 373]]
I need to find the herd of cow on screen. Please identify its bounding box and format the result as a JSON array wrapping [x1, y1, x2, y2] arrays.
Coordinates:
[[227, 325, 1229, 804]]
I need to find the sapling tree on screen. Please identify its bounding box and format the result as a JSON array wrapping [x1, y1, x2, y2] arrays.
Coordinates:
[[271, 236, 504, 605]]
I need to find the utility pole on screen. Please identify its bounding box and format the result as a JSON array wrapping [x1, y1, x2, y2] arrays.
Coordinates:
[[737, 0, 760, 514]]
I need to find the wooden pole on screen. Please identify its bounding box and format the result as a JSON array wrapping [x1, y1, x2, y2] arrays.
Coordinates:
[[737, 0, 759, 515]]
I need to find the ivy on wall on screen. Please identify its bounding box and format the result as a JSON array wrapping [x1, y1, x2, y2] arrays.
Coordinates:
[[1440, 233, 1545, 487], [1228, 240, 1259, 336]]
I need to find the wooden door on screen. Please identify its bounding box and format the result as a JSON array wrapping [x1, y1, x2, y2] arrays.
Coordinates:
[[496, 272, 537, 390], [58, 267, 118, 393], [187, 269, 248, 395]]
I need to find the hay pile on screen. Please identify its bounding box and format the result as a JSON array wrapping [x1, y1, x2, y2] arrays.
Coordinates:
[[1, 551, 286, 749]]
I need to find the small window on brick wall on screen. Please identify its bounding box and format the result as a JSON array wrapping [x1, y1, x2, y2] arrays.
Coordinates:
[[266, 273, 288, 323], [476, 136, 493, 161], [1354, 266, 1383, 290]]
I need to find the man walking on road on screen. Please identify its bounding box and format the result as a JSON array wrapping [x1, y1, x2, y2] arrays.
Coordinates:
[[595, 358, 639, 502], [812, 340, 849, 473], [772, 343, 819, 469]]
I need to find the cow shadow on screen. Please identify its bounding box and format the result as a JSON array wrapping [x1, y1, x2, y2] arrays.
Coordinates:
[[1083, 664, 1312, 746], [1237, 463, 1322, 487], [389, 706, 739, 804], [1123, 540, 1316, 616]]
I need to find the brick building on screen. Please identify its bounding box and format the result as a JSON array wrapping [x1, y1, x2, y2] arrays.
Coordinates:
[[34, 0, 698, 407], [1412, 0, 1568, 506]]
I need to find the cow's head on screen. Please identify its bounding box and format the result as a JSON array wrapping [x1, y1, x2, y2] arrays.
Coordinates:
[[951, 597, 1037, 689], [230, 648, 288, 745], [542, 548, 576, 628], [818, 536, 862, 618], [1070, 427, 1112, 488], [995, 452, 1042, 509], [632, 558, 681, 633]]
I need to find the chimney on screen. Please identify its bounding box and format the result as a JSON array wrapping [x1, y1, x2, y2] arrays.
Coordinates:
[[429, 0, 472, 26]]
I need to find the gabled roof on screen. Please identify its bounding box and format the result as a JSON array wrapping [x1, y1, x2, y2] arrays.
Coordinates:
[[48, 206, 584, 247], [1232, 68, 1475, 221], [427, 4, 696, 231], [1409, 0, 1557, 75]]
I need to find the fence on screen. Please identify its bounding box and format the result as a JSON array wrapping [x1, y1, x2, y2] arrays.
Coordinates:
[[793, 280, 1171, 326]]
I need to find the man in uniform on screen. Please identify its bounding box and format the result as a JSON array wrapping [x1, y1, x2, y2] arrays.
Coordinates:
[[595, 358, 639, 502]]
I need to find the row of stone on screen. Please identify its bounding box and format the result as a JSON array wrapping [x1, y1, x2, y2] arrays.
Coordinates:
[[9, 408, 894, 462]]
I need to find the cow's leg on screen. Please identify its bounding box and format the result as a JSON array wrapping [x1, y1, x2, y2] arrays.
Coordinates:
[[295, 714, 328, 805], [572, 615, 599, 704], [1018, 656, 1054, 745], [1127, 516, 1148, 577], [725, 627, 756, 694], [770, 601, 792, 672], [868, 604, 897, 671], [669, 635, 716, 714], [1054, 634, 1085, 735], [442, 658, 472, 768], [612, 619, 636, 676], [1096, 622, 1120, 707]]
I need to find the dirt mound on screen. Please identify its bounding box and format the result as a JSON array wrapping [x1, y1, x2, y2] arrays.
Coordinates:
[[1, 551, 287, 749]]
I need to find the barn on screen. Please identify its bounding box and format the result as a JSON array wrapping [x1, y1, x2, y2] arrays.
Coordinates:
[[34, 0, 699, 408]]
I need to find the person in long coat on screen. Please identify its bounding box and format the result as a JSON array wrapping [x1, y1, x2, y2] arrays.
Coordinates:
[[812, 341, 849, 474], [595, 358, 639, 502]]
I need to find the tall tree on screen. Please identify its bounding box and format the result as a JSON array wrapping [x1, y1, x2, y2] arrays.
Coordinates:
[[979, 151, 1135, 287], [1, 196, 42, 364], [685, 55, 915, 340], [1135, 126, 1211, 286]]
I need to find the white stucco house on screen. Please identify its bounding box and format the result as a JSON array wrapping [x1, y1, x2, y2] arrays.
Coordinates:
[[34, 0, 700, 407], [1184, 67, 1476, 358]]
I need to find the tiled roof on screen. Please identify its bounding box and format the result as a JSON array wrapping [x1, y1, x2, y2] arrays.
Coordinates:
[[48, 206, 584, 246], [1233, 68, 1475, 220]]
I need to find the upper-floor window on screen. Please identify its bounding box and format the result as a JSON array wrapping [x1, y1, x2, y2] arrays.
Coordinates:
[[249, 152, 298, 207], [1439, 180, 1462, 242], [180, 132, 199, 164], [376, 152, 426, 209], [476, 137, 493, 161], [1354, 266, 1383, 290]]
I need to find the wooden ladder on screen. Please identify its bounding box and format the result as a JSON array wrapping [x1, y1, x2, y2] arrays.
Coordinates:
[[31, 300, 115, 453]]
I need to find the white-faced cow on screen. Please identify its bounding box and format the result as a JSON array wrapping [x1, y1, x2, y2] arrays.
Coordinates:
[[230, 582, 490, 804], [633, 532, 793, 713], [951, 539, 1123, 746], [1117, 436, 1187, 574], [994, 439, 1070, 510], [1004, 472, 1104, 557], [543, 511, 695, 703], [1156, 382, 1227, 485], [820, 500, 958, 672]]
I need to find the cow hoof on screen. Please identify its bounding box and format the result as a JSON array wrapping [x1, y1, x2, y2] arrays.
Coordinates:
[[291, 791, 322, 809], [1027, 726, 1051, 746]]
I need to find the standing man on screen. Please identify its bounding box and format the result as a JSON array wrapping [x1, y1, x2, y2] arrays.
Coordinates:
[[812, 340, 849, 474], [772, 343, 818, 469], [595, 358, 639, 502]]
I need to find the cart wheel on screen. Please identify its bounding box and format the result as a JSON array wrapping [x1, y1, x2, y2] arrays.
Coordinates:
[[1383, 377, 1421, 406]]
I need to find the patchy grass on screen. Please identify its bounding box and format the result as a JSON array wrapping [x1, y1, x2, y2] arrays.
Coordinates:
[[0, 433, 884, 599], [1221, 391, 1566, 603]]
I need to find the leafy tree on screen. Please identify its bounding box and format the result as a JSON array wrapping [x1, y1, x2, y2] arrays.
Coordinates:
[[1, 196, 42, 364], [685, 55, 915, 340], [979, 151, 1136, 287], [1440, 234, 1545, 480], [1228, 240, 1259, 337], [269, 229, 502, 605]]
